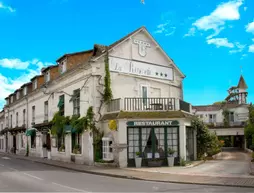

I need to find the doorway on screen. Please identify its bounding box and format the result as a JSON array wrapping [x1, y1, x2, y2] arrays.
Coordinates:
[[13, 135, 16, 154], [186, 127, 195, 161]]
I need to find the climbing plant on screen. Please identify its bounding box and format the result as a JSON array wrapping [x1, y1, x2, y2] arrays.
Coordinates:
[[222, 109, 230, 127], [103, 48, 113, 103], [245, 104, 254, 150]]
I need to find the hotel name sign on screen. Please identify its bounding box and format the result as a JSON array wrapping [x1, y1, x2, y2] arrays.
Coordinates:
[[127, 120, 179, 127], [109, 57, 173, 81]]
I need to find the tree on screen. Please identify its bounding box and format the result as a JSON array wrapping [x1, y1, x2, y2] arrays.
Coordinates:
[[244, 104, 254, 150], [191, 117, 222, 159]]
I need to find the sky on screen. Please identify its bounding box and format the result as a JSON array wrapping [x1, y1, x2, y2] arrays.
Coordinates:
[[0, 0, 254, 109]]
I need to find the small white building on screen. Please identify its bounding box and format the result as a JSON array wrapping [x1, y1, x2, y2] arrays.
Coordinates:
[[0, 26, 196, 167], [0, 110, 5, 152], [193, 75, 249, 148]]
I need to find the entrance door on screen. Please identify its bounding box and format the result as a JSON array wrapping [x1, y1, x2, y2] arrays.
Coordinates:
[[186, 127, 194, 161], [13, 135, 16, 154], [127, 127, 179, 167]]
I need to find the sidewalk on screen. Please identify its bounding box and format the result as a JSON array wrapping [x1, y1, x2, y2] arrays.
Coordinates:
[[1, 152, 254, 188]]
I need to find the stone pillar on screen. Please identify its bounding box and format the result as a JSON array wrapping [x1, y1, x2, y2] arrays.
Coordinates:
[[179, 121, 186, 160], [117, 119, 128, 168]]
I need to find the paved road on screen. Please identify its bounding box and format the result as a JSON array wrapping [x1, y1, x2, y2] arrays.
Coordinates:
[[185, 149, 251, 177], [0, 155, 254, 192]]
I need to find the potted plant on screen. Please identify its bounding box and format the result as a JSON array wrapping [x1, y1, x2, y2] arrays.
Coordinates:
[[135, 152, 142, 168], [59, 144, 65, 152], [73, 144, 81, 154], [167, 147, 175, 167]]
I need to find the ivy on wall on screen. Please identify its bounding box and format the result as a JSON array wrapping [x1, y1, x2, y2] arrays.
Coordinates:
[[103, 48, 113, 103]]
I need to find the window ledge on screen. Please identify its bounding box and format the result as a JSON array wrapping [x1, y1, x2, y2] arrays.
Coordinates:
[[71, 153, 82, 157]]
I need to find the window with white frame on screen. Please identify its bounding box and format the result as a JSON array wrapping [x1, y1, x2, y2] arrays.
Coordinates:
[[229, 112, 234, 122], [16, 91, 20, 100], [21, 134, 24, 148], [33, 79, 37, 90], [10, 114, 13, 128], [23, 87, 27, 96], [1, 123, 3, 131], [141, 85, 148, 107], [102, 137, 113, 161], [16, 112, 18, 127], [59, 60, 67, 74], [44, 101, 48, 121], [5, 117, 8, 128], [209, 114, 216, 123], [32, 106, 35, 124], [10, 96, 13, 103], [23, 109, 26, 126], [73, 89, 80, 116], [45, 71, 50, 82]]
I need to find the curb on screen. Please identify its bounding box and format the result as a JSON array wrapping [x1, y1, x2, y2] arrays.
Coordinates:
[[2, 153, 254, 188]]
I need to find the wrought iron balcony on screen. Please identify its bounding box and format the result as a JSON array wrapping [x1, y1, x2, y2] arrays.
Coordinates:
[[107, 97, 192, 113]]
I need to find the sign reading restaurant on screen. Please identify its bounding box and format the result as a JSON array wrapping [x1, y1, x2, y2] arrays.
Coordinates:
[[127, 120, 179, 127], [109, 57, 173, 81]]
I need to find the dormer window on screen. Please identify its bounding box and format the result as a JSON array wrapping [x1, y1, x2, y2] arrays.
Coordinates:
[[33, 79, 37, 90], [45, 71, 50, 82], [23, 86, 27, 96], [16, 91, 20, 100], [59, 60, 67, 74], [10, 96, 13, 103], [6, 98, 9, 105]]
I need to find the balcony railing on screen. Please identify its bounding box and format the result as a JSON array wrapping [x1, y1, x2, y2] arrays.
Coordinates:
[[107, 97, 192, 113], [206, 121, 246, 128]]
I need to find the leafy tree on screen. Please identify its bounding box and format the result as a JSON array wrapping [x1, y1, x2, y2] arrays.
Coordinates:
[[244, 104, 254, 150], [191, 117, 222, 159]]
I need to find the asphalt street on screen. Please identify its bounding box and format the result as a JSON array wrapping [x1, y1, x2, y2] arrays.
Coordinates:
[[0, 155, 254, 192]]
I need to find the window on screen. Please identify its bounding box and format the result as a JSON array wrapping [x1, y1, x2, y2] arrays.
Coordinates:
[[71, 133, 82, 154], [16, 112, 18, 127], [44, 101, 48, 121], [23, 87, 27, 96], [102, 137, 113, 161], [73, 89, 80, 116], [59, 60, 67, 74], [32, 106, 35, 124], [23, 109, 26, 126], [57, 134, 65, 152], [10, 96, 13, 103], [21, 134, 24, 148], [58, 95, 65, 116], [16, 91, 20, 100], [33, 79, 37, 90], [10, 115, 12, 128], [141, 85, 148, 106], [199, 114, 203, 119], [45, 71, 50, 82], [1, 123, 3, 131], [229, 112, 234, 122], [209, 114, 216, 123], [6, 117, 8, 128], [31, 132, 36, 148]]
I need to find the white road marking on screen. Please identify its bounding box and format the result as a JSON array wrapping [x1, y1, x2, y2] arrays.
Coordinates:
[[8, 167, 18, 171], [2, 157, 10, 160], [52, 182, 90, 192], [23, 172, 44, 181]]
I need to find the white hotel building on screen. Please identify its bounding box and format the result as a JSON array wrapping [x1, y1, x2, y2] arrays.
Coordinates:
[[0, 26, 195, 167]]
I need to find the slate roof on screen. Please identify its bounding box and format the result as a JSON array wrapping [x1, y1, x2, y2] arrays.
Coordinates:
[[237, 75, 248, 89]]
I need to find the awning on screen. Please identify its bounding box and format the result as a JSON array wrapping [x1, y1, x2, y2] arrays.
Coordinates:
[[57, 97, 64, 108], [25, 128, 36, 136]]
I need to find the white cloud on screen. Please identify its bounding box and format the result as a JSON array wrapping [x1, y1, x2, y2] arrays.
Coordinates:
[[207, 38, 234, 48], [0, 2, 15, 12], [241, 54, 247, 59], [252, 38, 254, 42], [249, 44, 254, 53], [244, 6, 247, 11], [187, 0, 243, 38], [229, 42, 246, 53], [184, 27, 196, 37], [0, 59, 53, 109], [154, 22, 176, 36], [0, 58, 30, 69], [246, 21, 254, 34]]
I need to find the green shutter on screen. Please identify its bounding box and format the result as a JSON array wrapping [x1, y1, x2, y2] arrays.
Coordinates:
[[58, 96, 64, 108], [26, 129, 36, 136]]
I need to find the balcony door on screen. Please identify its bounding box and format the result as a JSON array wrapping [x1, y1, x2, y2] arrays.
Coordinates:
[[141, 85, 148, 108]]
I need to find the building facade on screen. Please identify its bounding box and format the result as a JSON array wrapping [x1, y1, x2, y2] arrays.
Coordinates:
[[193, 76, 249, 148], [0, 26, 195, 167]]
